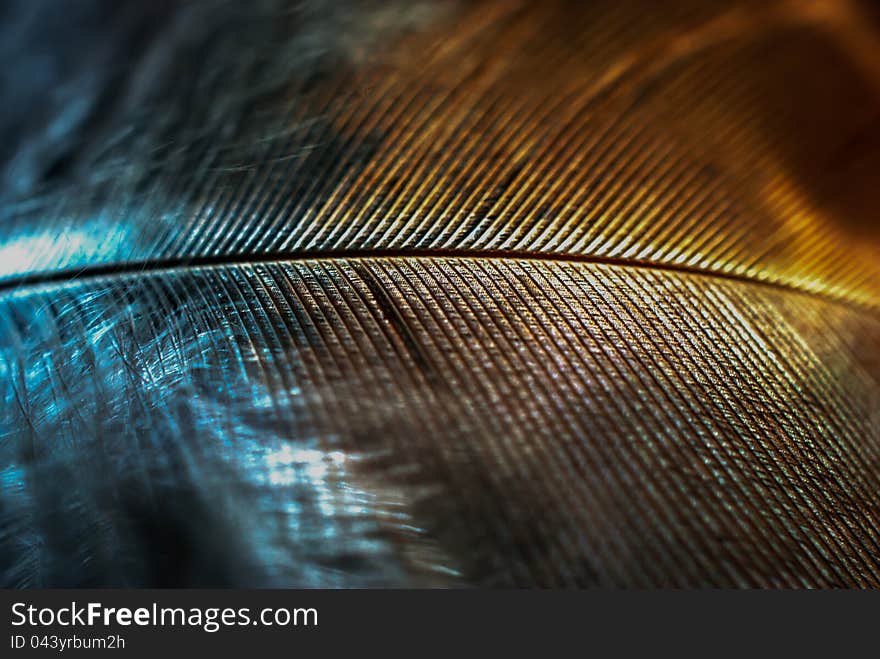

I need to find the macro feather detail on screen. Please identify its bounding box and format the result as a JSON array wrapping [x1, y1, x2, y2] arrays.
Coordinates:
[[1, 0, 879, 587]]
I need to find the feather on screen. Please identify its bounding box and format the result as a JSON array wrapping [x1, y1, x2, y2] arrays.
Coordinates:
[[1, 0, 879, 586]]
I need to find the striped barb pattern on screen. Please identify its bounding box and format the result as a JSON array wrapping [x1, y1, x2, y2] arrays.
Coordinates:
[[2, 259, 879, 586], [1, 0, 880, 586]]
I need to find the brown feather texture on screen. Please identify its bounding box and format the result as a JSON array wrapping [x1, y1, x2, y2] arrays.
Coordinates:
[[1, 0, 879, 587]]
